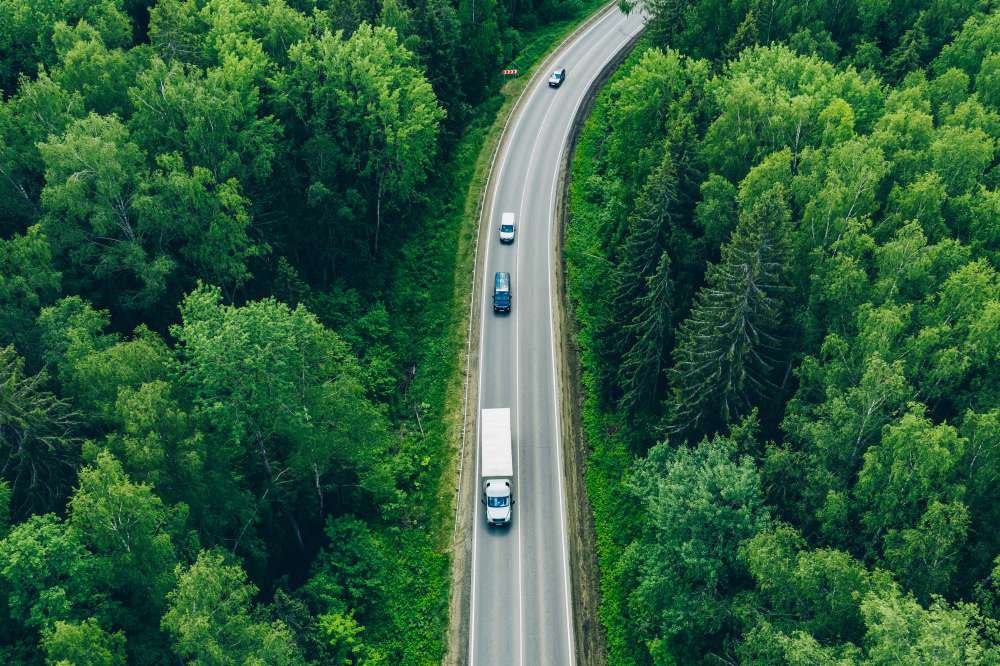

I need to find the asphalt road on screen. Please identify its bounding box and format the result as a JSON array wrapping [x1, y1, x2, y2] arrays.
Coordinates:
[[469, 8, 645, 665]]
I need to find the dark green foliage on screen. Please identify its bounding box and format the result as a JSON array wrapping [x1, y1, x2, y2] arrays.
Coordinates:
[[0, 346, 81, 519], [568, 5, 1000, 664], [0, 0, 599, 659], [668, 187, 789, 438], [606, 152, 678, 413], [616, 251, 674, 413], [0, 0, 133, 94], [627, 422, 770, 662]]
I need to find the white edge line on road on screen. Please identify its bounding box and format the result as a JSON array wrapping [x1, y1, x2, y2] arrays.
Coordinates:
[[468, 5, 625, 664], [545, 13, 645, 666], [514, 84, 561, 666]]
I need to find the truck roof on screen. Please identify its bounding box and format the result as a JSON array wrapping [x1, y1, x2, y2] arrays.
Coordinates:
[[481, 408, 513, 478]]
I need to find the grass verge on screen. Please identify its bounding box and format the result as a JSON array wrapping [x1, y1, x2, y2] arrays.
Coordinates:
[[362, 4, 620, 663], [564, 39, 650, 666]]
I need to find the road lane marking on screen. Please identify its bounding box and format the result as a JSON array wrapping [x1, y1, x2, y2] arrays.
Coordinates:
[[540, 12, 646, 665], [469, 5, 631, 664]]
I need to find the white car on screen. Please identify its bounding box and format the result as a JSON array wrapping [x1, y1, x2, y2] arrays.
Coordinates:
[[499, 211, 516, 243]]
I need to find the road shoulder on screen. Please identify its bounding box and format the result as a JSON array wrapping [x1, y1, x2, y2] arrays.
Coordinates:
[[553, 21, 644, 666], [443, 4, 624, 665]]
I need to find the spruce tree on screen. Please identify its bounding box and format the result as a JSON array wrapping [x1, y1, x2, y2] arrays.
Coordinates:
[[600, 150, 678, 406], [617, 250, 674, 412], [668, 186, 789, 438]]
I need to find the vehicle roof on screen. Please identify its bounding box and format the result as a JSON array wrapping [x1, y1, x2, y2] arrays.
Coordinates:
[[501, 212, 515, 223], [494, 272, 510, 290], [482, 408, 513, 477], [484, 480, 510, 496]]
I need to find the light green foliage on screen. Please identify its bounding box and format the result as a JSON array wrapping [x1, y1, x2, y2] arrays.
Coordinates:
[[38, 113, 261, 312], [934, 10, 1000, 79], [861, 589, 1000, 665], [743, 524, 897, 642], [929, 125, 995, 194], [627, 420, 770, 662], [571, 11, 1000, 665], [603, 47, 708, 191], [0, 71, 85, 232], [172, 285, 397, 547], [51, 20, 150, 118], [0, 0, 609, 662], [127, 51, 279, 187], [694, 174, 737, 255], [97, 379, 206, 514], [702, 46, 883, 182], [0, 513, 102, 632], [42, 617, 126, 666], [37, 297, 177, 427], [68, 452, 182, 613], [37, 113, 161, 308], [162, 550, 305, 665], [0, 225, 61, 353], [131, 152, 259, 290], [280, 23, 444, 254], [885, 500, 971, 602], [977, 53, 1000, 109], [855, 406, 966, 540], [318, 611, 366, 666], [738, 622, 862, 665], [0, 0, 132, 93]]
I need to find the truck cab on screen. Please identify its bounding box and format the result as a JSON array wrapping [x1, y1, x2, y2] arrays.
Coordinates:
[[483, 479, 513, 526]]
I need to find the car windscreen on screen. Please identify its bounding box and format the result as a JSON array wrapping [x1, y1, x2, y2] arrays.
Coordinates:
[[487, 496, 509, 508], [500, 224, 514, 232]]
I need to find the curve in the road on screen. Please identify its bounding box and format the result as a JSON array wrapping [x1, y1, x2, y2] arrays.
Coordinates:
[[468, 7, 646, 666]]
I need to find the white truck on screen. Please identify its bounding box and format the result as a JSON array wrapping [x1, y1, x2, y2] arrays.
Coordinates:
[[481, 407, 514, 527]]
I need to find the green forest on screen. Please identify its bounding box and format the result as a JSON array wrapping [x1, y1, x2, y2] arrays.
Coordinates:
[[0, 0, 600, 662], [569, 0, 1000, 664]]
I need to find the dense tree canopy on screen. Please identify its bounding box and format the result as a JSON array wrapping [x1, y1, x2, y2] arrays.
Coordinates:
[[569, 2, 1000, 664], [0, 0, 590, 660]]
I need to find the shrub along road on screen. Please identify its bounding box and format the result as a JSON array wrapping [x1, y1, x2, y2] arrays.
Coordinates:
[[465, 7, 645, 665]]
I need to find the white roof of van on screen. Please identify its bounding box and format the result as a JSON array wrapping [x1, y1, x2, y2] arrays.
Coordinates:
[[501, 212, 515, 223]]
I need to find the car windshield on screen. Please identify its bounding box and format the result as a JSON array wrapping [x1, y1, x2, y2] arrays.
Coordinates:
[[500, 224, 514, 232], [487, 496, 509, 508], [551, 71, 562, 78]]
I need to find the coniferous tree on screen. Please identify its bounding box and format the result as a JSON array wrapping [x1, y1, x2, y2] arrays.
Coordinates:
[[617, 250, 674, 413], [668, 186, 789, 438], [599, 150, 678, 407], [0, 345, 81, 518]]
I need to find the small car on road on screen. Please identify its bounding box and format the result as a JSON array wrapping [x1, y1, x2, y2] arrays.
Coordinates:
[[548, 68, 566, 88], [499, 212, 516, 243], [493, 271, 511, 313]]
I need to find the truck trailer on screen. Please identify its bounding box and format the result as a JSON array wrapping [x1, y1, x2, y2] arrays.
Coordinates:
[[481, 407, 514, 526]]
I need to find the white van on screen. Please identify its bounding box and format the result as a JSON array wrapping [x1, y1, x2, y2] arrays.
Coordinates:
[[499, 212, 516, 243]]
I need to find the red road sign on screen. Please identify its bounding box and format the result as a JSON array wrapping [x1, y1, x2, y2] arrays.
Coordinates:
[[502, 69, 518, 75]]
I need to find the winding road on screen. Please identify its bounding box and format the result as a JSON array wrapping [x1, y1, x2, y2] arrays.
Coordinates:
[[468, 6, 645, 665]]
